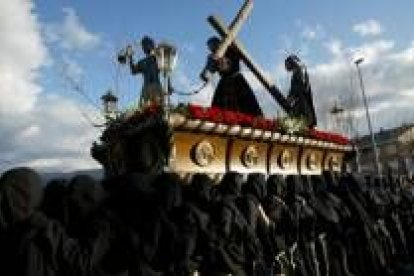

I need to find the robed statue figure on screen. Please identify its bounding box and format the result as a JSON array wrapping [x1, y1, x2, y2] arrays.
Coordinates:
[[201, 36, 263, 117], [285, 55, 317, 128]]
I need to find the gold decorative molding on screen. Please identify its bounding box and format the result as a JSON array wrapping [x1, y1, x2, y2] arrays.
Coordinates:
[[165, 126, 350, 175], [263, 131, 272, 140], [168, 113, 186, 127], [252, 129, 263, 139], [241, 127, 253, 137], [199, 121, 216, 132], [100, 113, 354, 177], [184, 119, 201, 129], [215, 123, 229, 134], [228, 125, 242, 135], [272, 132, 281, 141]]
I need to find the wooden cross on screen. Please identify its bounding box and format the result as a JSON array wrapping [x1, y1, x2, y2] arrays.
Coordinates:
[[208, 3, 291, 113], [213, 0, 254, 60]]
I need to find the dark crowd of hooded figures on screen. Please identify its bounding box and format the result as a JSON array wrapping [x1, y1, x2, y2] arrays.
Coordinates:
[[1, 167, 414, 276]]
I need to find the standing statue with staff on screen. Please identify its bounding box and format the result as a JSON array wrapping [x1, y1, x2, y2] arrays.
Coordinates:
[[118, 36, 163, 107]]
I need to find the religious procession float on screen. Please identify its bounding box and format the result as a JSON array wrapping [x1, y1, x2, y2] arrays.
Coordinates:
[[91, 0, 354, 179]]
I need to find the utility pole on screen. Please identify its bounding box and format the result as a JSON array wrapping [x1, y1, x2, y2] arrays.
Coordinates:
[[355, 58, 381, 176]]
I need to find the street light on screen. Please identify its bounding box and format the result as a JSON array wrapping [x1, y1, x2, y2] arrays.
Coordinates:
[[354, 57, 381, 176]]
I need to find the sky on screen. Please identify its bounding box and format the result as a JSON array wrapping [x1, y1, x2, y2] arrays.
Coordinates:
[[1, 0, 414, 172]]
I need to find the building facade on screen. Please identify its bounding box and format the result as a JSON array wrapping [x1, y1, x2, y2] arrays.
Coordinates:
[[353, 124, 414, 177]]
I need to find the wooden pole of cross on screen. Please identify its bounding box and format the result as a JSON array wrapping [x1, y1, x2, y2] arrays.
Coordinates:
[[213, 0, 254, 60]]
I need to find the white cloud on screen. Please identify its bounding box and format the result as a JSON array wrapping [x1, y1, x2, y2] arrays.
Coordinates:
[[60, 56, 84, 82], [325, 39, 344, 58], [0, 92, 102, 173], [349, 40, 394, 63], [0, 0, 101, 173], [353, 19, 383, 37], [388, 41, 414, 64], [0, 0, 46, 115], [295, 20, 325, 41], [301, 25, 324, 41], [308, 39, 414, 135], [45, 7, 100, 51]]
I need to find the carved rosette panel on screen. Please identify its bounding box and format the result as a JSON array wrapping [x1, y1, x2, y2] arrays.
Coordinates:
[[300, 149, 323, 175], [324, 152, 344, 172], [193, 140, 216, 167], [229, 140, 268, 174], [278, 149, 294, 169], [269, 145, 300, 175], [167, 129, 349, 175], [241, 145, 259, 168], [169, 132, 227, 173]]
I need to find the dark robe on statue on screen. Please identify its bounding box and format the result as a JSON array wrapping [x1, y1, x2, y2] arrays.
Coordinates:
[[287, 66, 317, 128], [210, 46, 263, 117]]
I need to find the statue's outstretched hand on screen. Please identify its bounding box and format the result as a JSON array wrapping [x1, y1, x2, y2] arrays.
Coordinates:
[[200, 71, 209, 83]]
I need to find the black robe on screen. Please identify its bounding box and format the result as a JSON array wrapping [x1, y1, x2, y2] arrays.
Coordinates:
[[0, 168, 105, 276], [210, 46, 263, 117]]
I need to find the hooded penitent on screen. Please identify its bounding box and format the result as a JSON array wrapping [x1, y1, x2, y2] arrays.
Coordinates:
[[41, 179, 67, 225], [0, 168, 102, 276], [65, 175, 105, 239], [219, 172, 244, 199], [0, 167, 43, 230]]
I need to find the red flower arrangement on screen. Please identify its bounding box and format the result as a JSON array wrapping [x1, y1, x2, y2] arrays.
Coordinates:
[[187, 104, 277, 131], [124, 103, 161, 125], [186, 104, 351, 145], [308, 128, 350, 145], [120, 102, 350, 145], [188, 105, 207, 120]]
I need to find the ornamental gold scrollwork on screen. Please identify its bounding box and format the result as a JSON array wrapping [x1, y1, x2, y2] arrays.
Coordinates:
[[192, 140, 216, 167], [306, 153, 318, 171], [169, 144, 177, 162], [242, 145, 259, 168], [328, 155, 340, 170], [278, 149, 293, 170]]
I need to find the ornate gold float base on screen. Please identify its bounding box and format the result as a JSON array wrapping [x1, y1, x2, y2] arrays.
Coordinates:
[[169, 130, 347, 176], [92, 113, 352, 178]]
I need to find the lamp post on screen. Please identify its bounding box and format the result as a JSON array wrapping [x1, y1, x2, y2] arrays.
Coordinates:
[[101, 90, 118, 123], [155, 42, 177, 118], [355, 58, 381, 176]]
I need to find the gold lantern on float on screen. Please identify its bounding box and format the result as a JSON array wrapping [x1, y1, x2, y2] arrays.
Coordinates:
[[155, 42, 178, 117], [101, 90, 118, 122]]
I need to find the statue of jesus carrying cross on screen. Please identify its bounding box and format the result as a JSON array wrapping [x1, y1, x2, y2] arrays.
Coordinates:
[[200, 0, 317, 127]]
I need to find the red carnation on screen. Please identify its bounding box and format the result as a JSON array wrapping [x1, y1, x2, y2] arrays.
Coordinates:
[[188, 104, 207, 120]]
